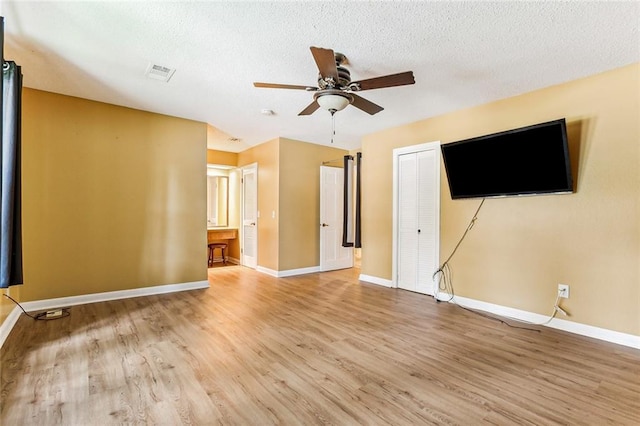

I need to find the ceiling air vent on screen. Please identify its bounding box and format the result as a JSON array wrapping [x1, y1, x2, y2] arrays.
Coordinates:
[[145, 63, 175, 82]]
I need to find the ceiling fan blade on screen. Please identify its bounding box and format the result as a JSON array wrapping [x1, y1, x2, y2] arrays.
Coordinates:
[[350, 71, 415, 91], [351, 94, 384, 115], [310, 46, 339, 81], [298, 100, 320, 116], [254, 82, 318, 91]]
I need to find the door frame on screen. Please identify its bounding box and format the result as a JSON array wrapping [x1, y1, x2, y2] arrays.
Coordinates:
[[241, 163, 258, 268], [392, 141, 441, 293]]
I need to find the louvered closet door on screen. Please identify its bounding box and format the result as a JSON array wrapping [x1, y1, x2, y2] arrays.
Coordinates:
[[415, 149, 438, 294], [397, 153, 419, 292], [397, 149, 438, 295]]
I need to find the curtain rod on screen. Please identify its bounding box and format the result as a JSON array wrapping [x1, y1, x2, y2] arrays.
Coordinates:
[[322, 154, 364, 165], [322, 156, 351, 165]]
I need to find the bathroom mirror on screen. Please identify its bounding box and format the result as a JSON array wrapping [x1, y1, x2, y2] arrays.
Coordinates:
[[207, 174, 229, 227]]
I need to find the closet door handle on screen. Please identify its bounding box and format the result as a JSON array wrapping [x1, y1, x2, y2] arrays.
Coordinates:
[[321, 223, 329, 227], [417, 229, 421, 234]]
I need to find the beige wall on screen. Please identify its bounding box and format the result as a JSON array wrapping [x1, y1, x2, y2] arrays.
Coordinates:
[[237, 137, 347, 271], [238, 138, 280, 270], [16, 89, 208, 302], [207, 149, 238, 167], [278, 138, 348, 270], [361, 64, 639, 335]]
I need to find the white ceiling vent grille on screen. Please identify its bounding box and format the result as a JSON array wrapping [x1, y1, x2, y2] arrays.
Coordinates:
[[145, 63, 176, 82]]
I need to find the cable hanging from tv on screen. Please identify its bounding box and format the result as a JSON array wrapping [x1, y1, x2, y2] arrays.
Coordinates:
[[432, 198, 485, 302]]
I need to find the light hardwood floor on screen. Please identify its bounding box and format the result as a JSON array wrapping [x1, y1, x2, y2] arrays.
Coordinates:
[[1, 266, 639, 425]]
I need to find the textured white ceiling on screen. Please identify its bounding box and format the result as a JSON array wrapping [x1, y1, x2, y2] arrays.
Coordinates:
[[2, 1, 639, 151]]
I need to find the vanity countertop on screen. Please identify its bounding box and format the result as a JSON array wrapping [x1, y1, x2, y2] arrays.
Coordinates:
[[207, 228, 238, 242]]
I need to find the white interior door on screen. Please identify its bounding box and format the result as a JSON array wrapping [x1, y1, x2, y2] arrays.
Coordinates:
[[320, 166, 353, 271], [242, 164, 258, 269], [394, 143, 440, 295]]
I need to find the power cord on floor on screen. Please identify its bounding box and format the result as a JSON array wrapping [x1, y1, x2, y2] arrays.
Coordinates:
[[454, 293, 569, 332], [454, 291, 569, 332], [3, 294, 70, 320]]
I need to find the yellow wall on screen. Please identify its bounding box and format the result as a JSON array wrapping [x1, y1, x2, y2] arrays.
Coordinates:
[[18, 89, 208, 302], [207, 149, 238, 167], [361, 64, 640, 335], [237, 137, 347, 271], [238, 138, 280, 270], [278, 138, 348, 270]]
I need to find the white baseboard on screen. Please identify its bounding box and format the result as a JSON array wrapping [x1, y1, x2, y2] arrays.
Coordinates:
[[278, 266, 321, 277], [359, 274, 393, 287], [256, 266, 321, 278], [437, 292, 640, 350], [0, 305, 22, 350], [255, 266, 278, 277], [5, 277, 636, 350], [0, 280, 209, 349]]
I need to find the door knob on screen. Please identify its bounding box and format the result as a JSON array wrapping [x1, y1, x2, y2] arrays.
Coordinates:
[[321, 223, 329, 227], [250, 222, 256, 226]]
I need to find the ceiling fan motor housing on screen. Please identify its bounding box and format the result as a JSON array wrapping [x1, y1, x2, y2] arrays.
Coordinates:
[[317, 66, 351, 89], [318, 57, 351, 89], [337, 66, 351, 87]]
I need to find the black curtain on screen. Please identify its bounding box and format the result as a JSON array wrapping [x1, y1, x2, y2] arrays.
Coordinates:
[[1, 54, 24, 287], [341, 153, 362, 248], [342, 155, 353, 247]]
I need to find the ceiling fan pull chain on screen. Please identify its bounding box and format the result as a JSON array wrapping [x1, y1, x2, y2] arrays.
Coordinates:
[[331, 112, 336, 144]]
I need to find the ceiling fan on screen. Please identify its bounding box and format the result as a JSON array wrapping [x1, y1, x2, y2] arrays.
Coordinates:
[[253, 46, 415, 116]]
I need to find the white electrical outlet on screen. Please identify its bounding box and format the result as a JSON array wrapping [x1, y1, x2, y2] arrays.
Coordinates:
[[45, 309, 63, 318], [558, 284, 570, 298]]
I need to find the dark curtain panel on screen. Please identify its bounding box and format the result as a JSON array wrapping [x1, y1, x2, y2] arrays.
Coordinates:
[[354, 152, 361, 248], [1, 60, 24, 288], [342, 155, 354, 247]]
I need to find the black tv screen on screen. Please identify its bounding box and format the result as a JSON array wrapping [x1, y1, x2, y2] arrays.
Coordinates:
[[441, 119, 573, 199]]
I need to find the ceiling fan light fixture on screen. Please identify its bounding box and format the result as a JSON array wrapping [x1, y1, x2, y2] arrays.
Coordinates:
[[316, 93, 351, 113]]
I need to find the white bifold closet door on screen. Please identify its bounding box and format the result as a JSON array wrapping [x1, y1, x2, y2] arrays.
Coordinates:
[[397, 148, 439, 295]]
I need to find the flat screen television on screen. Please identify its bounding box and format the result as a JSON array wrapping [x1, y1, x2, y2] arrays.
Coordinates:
[[441, 119, 573, 199]]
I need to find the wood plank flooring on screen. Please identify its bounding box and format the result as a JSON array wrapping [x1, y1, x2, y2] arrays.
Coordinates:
[[1, 266, 639, 425]]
